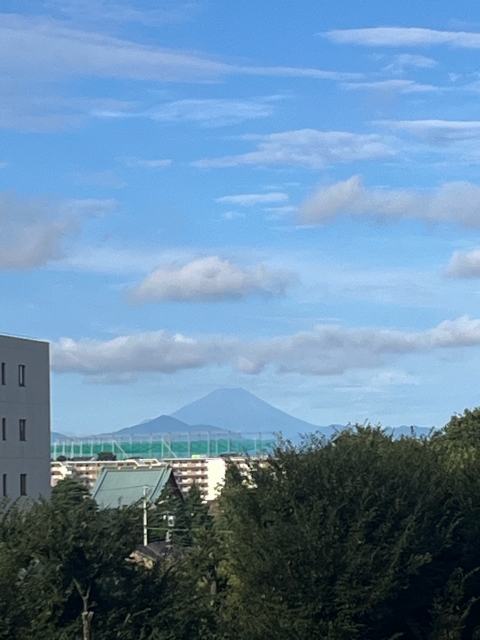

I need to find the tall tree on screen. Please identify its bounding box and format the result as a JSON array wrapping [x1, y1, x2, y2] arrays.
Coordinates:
[[219, 428, 480, 640]]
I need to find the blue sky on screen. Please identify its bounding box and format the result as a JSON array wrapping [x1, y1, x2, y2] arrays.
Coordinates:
[[4, 0, 480, 433]]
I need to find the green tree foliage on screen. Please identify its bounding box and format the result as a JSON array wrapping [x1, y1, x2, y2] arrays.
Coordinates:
[[7, 422, 480, 639], [0, 479, 219, 640], [97, 452, 117, 461], [432, 407, 480, 470], [151, 483, 213, 547], [219, 428, 480, 640], [51, 476, 89, 508], [443, 408, 480, 447]]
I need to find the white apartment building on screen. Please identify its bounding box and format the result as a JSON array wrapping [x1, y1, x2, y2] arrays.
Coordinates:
[[166, 457, 227, 501], [51, 458, 166, 492], [0, 335, 51, 500]]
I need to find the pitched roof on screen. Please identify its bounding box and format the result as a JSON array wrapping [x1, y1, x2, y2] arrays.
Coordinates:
[[91, 466, 174, 508]]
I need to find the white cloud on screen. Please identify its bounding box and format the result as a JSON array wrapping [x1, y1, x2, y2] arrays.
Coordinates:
[[51, 316, 480, 377], [0, 14, 358, 84], [445, 249, 480, 278], [324, 27, 480, 49], [0, 14, 228, 82], [299, 175, 480, 227], [52, 331, 235, 374], [381, 119, 480, 144], [0, 15, 360, 130], [128, 256, 296, 303], [0, 162, 8, 169], [0, 191, 115, 269], [194, 129, 393, 169], [341, 79, 436, 93], [216, 192, 288, 206]]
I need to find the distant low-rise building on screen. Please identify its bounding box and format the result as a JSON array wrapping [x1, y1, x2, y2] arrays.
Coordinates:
[[51, 455, 246, 502], [166, 456, 227, 501], [51, 457, 165, 491], [0, 335, 50, 500], [91, 466, 180, 509]]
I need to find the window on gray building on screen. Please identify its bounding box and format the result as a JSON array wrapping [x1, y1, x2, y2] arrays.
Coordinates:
[[20, 474, 26, 496], [2, 418, 5, 441], [18, 365, 25, 387], [1, 363, 5, 385], [2, 474, 6, 497], [19, 419, 26, 442]]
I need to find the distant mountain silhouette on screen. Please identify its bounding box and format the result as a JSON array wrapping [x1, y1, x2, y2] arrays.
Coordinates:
[[51, 389, 432, 441], [383, 425, 432, 438], [171, 387, 325, 438], [114, 414, 232, 436], [51, 431, 67, 442]]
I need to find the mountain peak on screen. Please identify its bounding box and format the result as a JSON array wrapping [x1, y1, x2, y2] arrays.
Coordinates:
[[171, 387, 319, 435]]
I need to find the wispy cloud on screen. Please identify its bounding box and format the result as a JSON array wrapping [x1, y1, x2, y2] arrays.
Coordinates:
[[383, 54, 437, 73], [299, 175, 480, 227], [51, 316, 480, 377], [147, 97, 278, 127], [128, 256, 297, 303], [0, 191, 116, 269], [194, 129, 393, 169], [446, 249, 480, 278], [216, 192, 289, 206], [221, 211, 246, 221], [0, 81, 138, 131], [341, 79, 437, 93], [96, 97, 281, 127], [120, 157, 173, 168], [0, 14, 228, 82], [0, 14, 358, 83], [324, 27, 480, 49], [0, 14, 359, 130], [41, 0, 202, 27], [235, 65, 360, 81], [380, 119, 480, 144]]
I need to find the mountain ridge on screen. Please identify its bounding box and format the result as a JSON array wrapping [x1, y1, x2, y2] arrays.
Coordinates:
[[52, 388, 432, 440]]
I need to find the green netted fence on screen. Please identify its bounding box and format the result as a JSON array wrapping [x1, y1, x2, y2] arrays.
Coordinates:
[[51, 432, 276, 460]]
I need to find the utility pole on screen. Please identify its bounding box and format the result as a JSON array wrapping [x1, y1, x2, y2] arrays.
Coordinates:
[[165, 513, 175, 543], [143, 485, 149, 546]]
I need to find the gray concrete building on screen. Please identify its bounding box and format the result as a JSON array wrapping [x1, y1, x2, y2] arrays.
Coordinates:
[[0, 335, 51, 500]]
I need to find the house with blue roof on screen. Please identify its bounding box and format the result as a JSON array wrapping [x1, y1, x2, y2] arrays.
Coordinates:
[[91, 466, 181, 509]]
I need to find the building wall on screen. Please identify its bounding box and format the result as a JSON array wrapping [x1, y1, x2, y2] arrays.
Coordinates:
[[51, 458, 165, 492], [52, 455, 251, 503], [0, 335, 50, 500], [206, 458, 227, 502]]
